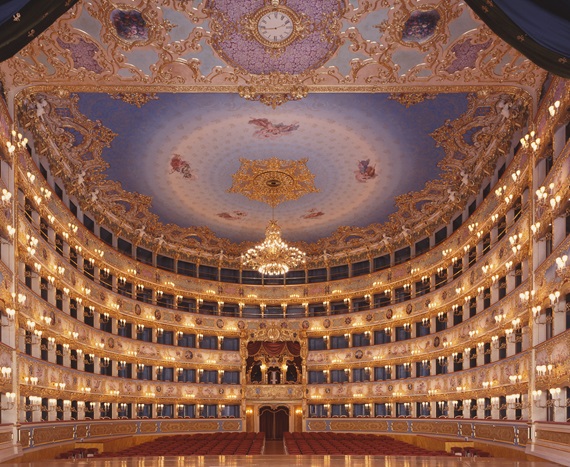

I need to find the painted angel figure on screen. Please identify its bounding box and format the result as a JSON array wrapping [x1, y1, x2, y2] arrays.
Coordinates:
[[355, 159, 377, 182], [248, 118, 299, 139]]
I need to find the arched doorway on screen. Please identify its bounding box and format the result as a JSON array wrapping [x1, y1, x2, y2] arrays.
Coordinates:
[[259, 405, 289, 440]]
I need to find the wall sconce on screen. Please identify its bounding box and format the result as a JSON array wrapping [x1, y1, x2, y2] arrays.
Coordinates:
[[136, 324, 145, 334], [1, 392, 16, 410], [2, 307, 15, 326], [451, 352, 463, 364], [436, 312, 446, 322], [520, 130, 540, 151], [403, 323, 411, 334], [549, 290, 561, 311], [137, 364, 145, 374], [437, 356, 447, 368], [421, 318, 430, 328], [84, 353, 94, 364], [25, 396, 42, 412], [548, 100, 561, 117], [100, 357, 110, 368], [0, 367, 12, 381], [555, 255, 569, 281], [506, 394, 524, 409], [24, 375, 38, 386]]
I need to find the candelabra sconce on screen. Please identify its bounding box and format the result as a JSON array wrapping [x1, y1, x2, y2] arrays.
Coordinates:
[[6, 128, 28, 155], [156, 366, 163, 377], [384, 327, 392, 337], [117, 361, 127, 371], [505, 328, 522, 343], [482, 381, 495, 390], [403, 323, 411, 334], [421, 359, 431, 369], [2, 307, 15, 326], [156, 328, 164, 338], [452, 352, 464, 363], [436, 312, 446, 322], [549, 290, 561, 311], [490, 396, 501, 410], [509, 374, 522, 385], [197, 333, 204, 343], [80, 387, 91, 395], [520, 130, 541, 151], [555, 254, 569, 279], [24, 376, 38, 386], [506, 394, 525, 410], [491, 335, 506, 350], [136, 324, 144, 335], [84, 306, 95, 318], [100, 267, 110, 278], [548, 100, 561, 117], [452, 304, 462, 316], [118, 319, 126, 329], [0, 367, 12, 382], [100, 357, 110, 368], [137, 364, 145, 375], [100, 313, 110, 324], [25, 396, 42, 412], [451, 400, 464, 412], [54, 382, 66, 391], [100, 402, 111, 413], [421, 318, 430, 328], [476, 398, 488, 410], [1, 392, 16, 410], [437, 356, 447, 369], [84, 353, 94, 365], [40, 337, 56, 351]]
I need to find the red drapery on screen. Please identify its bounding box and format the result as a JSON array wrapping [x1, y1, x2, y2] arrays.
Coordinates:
[[247, 341, 300, 357]]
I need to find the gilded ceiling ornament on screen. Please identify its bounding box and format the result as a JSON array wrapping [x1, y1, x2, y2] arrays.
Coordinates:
[[109, 92, 159, 108], [238, 84, 308, 108], [388, 92, 436, 108], [228, 157, 318, 208]]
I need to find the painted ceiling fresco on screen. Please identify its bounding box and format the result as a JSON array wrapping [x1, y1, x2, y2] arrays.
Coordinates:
[[71, 92, 469, 243], [0, 0, 544, 256]]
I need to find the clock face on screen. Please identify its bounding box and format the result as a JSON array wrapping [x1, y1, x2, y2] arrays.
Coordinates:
[[257, 11, 295, 44]]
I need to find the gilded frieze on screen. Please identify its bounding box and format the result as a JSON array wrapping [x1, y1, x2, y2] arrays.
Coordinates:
[[89, 422, 137, 437], [307, 420, 327, 431], [139, 421, 158, 433], [32, 425, 75, 446]]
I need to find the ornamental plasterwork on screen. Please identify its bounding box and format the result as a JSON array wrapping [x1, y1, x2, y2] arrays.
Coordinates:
[[0, 0, 546, 93], [14, 88, 530, 264], [228, 157, 318, 208]]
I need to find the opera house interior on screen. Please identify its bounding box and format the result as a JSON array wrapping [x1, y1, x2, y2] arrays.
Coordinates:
[[0, 0, 569, 465]]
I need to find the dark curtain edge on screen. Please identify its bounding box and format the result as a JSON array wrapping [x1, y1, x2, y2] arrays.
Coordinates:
[[464, 0, 570, 78]]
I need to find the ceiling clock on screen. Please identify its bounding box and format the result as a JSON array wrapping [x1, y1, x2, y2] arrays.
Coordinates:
[[252, 4, 301, 48]]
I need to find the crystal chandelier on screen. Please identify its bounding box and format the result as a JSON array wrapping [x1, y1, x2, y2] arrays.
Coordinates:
[[242, 220, 305, 276]]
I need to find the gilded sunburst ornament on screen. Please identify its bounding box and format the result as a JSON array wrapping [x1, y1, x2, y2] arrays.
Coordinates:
[[228, 157, 318, 208]]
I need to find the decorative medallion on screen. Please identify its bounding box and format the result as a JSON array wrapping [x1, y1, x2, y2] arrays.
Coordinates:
[[110, 8, 149, 43], [228, 157, 318, 208], [401, 9, 441, 45], [206, 0, 345, 75]]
